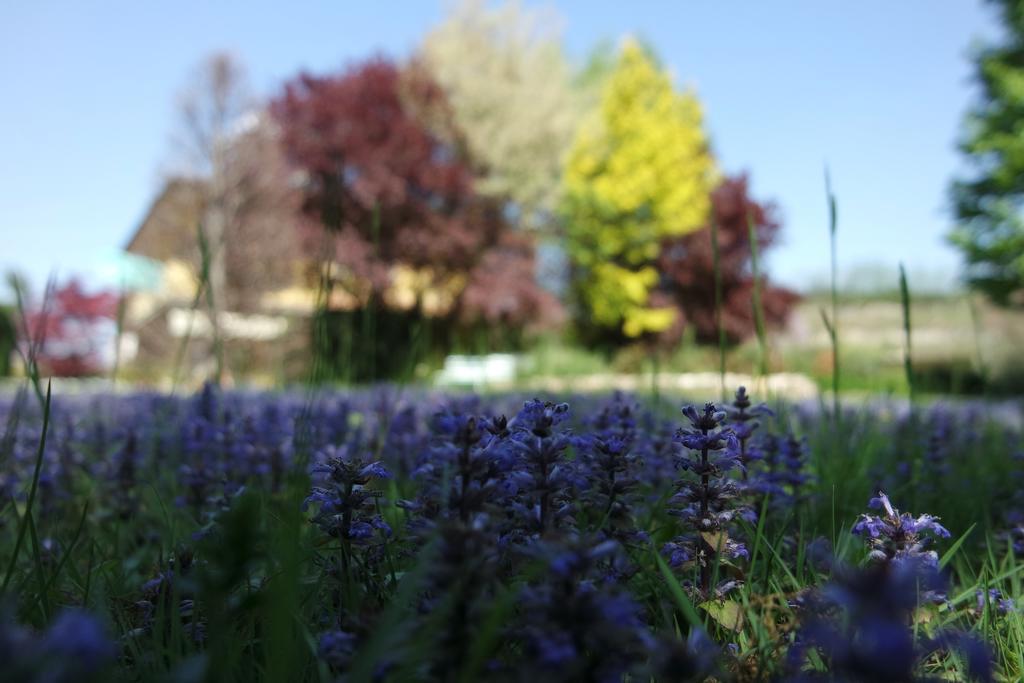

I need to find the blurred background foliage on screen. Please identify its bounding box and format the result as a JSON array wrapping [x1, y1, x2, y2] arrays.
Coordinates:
[[4, 0, 1024, 398], [951, 0, 1024, 307]]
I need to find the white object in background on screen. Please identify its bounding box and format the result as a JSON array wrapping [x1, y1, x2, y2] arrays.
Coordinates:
[[117, 332, 139, 363], [166, 308, 289, 341], [437, 353, 518, 386]]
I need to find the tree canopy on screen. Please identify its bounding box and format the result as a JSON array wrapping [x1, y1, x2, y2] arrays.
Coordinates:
[[272, 58, 489, 281], [562, 39, 716, 339], [271, 56, 560, 378], [950, 0, 1024, 305], [22, 280, 118, 377], [658, 174, 798, 345], [421, 0, 580, 233]]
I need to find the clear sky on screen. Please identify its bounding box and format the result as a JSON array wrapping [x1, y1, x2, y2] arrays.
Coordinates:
[[0, 1, 1001, 296]]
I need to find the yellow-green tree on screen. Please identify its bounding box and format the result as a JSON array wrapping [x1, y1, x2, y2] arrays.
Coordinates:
[[562, 39, 715, 339]]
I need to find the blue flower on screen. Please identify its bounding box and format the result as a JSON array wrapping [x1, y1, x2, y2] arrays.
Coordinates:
[[40, 609, 117, 678], [359, 461, 390, 480], [535, 631, 577, 667], [976, 588, 1015, 615], [853, 491, 950, 567], [348, 521, 374, 539], [318, 629, 357, 669]]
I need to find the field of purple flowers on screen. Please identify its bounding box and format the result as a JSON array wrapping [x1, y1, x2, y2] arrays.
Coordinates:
[[0, 382, 1021, 681]]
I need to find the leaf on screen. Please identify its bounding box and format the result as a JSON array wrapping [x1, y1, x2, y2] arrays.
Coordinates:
[[914, 606, 937, 625], [701, 531, 728, 550], [700, 599, 744, 631], [716, 558, 746, 580]]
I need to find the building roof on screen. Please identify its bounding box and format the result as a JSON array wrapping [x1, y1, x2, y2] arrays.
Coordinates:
[[124, 178, 207, 263]]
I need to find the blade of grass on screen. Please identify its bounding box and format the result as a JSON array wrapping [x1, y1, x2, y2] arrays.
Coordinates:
[[824, 167, 840, 421], [939, 523, 977, 570], [653, 548, 703, 628], [711, 216, 726, 401], [747, 492, 771, 580], [110, 281, 127, 387], [171, 222, 211, 392], [40, 501, 90, 597], [361, 203, 380, 383], [26, 508, 52, 620], [748, 209, 768, 378], [948, 564, 1024, 608], [2, 379, 51, 594], [898, 263, 923, 506], [966, 294, 988, 392], [747, 527, 801, 590], [0, 386, 27, 465], [898, 263, 914, 402], [10, 274, 54, 406], [197, 215, 225, 386]]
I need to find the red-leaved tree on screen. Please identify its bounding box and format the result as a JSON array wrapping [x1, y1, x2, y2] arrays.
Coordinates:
[[272, 58, 499, 279], [271, 57, 559, 377], [21, 279, 119, 377], [657, 174, 799, 346]]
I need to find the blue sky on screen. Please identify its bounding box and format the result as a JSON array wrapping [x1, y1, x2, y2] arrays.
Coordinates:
[[0, 1, 1000, 296]]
